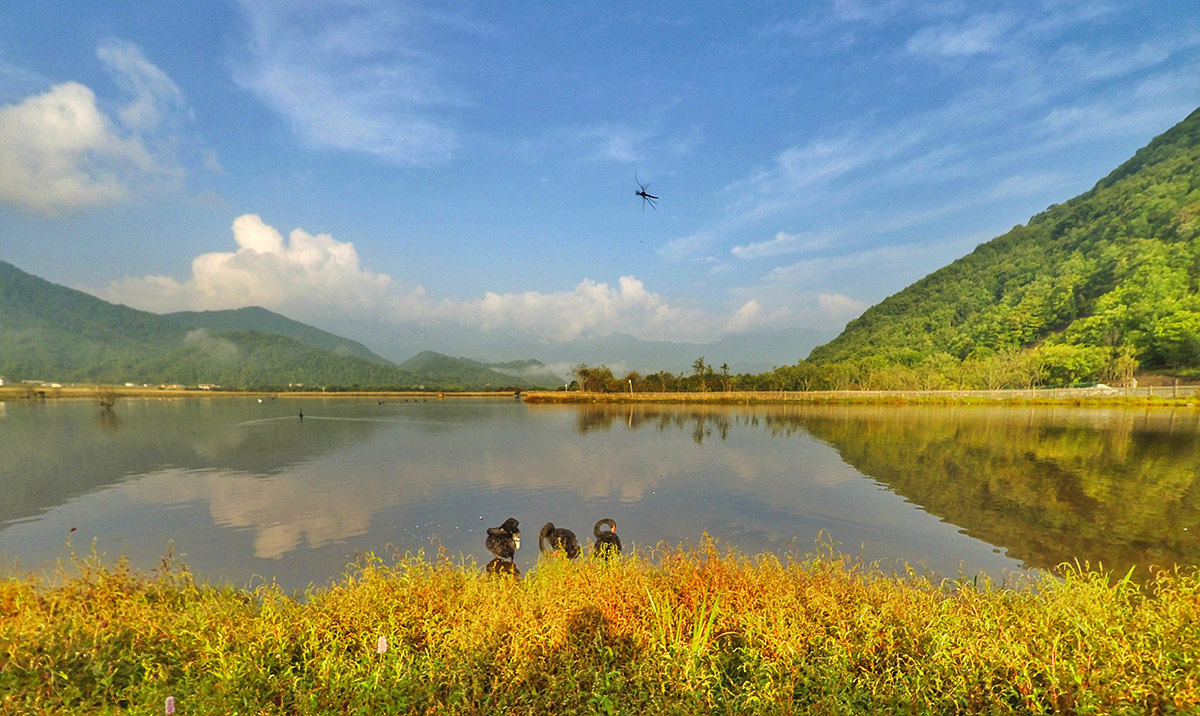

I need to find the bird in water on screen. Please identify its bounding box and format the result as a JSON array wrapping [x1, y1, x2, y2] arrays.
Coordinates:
[[593, 518, 621, 559], [485, 517, 521, 562], [539, 522, 580, 559]]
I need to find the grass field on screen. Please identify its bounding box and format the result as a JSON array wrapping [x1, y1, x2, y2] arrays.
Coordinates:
[[4, 537, 1199, 714]]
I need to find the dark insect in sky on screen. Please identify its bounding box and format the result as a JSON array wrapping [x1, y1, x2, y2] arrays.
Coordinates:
[[635, 174, 658, 211]]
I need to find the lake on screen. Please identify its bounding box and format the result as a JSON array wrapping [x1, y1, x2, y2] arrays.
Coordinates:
[[2, 397, 1198, 592]]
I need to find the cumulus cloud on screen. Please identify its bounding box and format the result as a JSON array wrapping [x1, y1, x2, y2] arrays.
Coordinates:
[[0, 43, 186, 215], [100, 214, 793, 343], [469, 276, 712, 343], [231, 0, 467, 165], [0, 82, 177, 214], [100, 214, 395, 318]]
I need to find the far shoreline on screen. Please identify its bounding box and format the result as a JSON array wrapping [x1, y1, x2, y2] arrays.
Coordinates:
[[4, 383, 1199, 408]]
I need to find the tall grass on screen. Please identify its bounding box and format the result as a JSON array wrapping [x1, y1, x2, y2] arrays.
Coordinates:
[[3, 537, 1199, 714]]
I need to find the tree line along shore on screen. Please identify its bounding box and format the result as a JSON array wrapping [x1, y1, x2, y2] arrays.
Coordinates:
[[4, 383, 1200, 407]]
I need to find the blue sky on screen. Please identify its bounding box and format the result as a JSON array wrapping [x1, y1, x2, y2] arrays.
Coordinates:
[[2, 1, 1199, 363]]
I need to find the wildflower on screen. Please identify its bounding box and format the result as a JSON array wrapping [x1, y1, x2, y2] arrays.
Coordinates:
[[165, 696, 175, 714], [377, 636, 388, 654]]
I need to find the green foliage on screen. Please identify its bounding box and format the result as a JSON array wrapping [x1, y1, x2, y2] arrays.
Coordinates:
[[4, 540, 1200, 714], [808, 107, 1200, 376], [162, 306, 395, 365]]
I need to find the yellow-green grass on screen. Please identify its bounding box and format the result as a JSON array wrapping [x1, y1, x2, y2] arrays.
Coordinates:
[[3, 539, 1199, 714]]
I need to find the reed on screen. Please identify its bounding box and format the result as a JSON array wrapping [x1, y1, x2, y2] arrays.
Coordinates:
[[3, 538, 1199, 714]]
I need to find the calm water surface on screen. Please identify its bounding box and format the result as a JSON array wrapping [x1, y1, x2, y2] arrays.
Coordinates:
[[2, 397, 1198, 592]]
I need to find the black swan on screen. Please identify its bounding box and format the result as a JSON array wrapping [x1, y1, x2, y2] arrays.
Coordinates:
[[485, 517, 521, 561], [538, 522, 580, 559], [485, 558, 520, 577], [593, 518, 621, 558]]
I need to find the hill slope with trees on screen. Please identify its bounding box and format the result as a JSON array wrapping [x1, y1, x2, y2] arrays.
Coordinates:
[[0, 262, 558, 390], [805, 106, 1200, 387], [162, 307, 394, 366]]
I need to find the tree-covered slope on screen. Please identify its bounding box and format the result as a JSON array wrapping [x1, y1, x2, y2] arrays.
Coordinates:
[[163, 306, 394, 365], [808, 107, 1200, 373], [0, 261, 187, 380], [0, 261, 528, 389]]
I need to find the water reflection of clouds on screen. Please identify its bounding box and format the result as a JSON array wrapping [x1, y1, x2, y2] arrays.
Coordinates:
[[3, 400, 1039, 589], [112, 408, 843, 562]]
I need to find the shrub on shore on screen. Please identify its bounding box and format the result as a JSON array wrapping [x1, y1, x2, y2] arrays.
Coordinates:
[[3, 538, 1199, 714]]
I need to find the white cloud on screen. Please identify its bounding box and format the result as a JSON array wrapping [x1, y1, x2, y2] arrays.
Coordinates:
[[97, 39, 186, 131], [817, 293, 870, 321], [731, 230, 830, 259], [722, 300, 791, 334], [0, 42, 188, 215], [469, 276, 710, 343], [906, 13, 1015, 58], [100, 214, 800, 343], [101, 214, 395, 319], [231, 0, 467, 165], [0, 83, 167, 214]]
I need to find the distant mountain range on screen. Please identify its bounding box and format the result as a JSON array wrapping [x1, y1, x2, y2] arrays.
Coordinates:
[[348, 321, 837, 378], [0, 261, 562, 390]]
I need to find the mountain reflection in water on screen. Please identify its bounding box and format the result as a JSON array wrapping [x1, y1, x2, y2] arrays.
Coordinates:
[[781, 405, 1200, 576]]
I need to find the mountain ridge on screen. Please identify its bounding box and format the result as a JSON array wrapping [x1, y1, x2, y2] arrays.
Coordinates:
[[806, 105, 1200, 379], [0, 261, 559, 390]]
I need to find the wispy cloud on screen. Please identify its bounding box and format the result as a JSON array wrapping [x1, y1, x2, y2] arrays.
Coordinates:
[[97, 39, 187, 131], [731, 231, 831, 260], [905, 12, 1016, 58], [231, 0, 471, 165]]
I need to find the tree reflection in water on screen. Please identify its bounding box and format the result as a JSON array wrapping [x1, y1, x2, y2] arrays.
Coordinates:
[[568, 403, 1200, 577]]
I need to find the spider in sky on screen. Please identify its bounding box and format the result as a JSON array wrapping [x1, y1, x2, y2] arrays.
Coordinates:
[[635, 174, 658, 211]]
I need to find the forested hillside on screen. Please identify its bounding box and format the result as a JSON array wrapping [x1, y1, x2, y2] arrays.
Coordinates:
[[163, 307, 394, 365], [0, 262, 557, 390], [806, 106, 1200, 387]]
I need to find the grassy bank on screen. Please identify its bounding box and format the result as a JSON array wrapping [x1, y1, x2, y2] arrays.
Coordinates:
[[4, 539, 1199, 714], [523, 389, 1200, 408]]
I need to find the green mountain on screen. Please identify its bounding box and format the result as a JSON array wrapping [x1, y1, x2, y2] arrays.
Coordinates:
[[163, 307, 393, 365], [397, 351, 563, 390], [808, 107, 1200, 379], [0, 261, 556, 390]]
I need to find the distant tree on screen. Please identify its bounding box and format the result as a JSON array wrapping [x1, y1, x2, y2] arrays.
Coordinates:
[[692, 357, 709, 392], [572, 363, 616, 392], [718, 363, 733, 392]]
